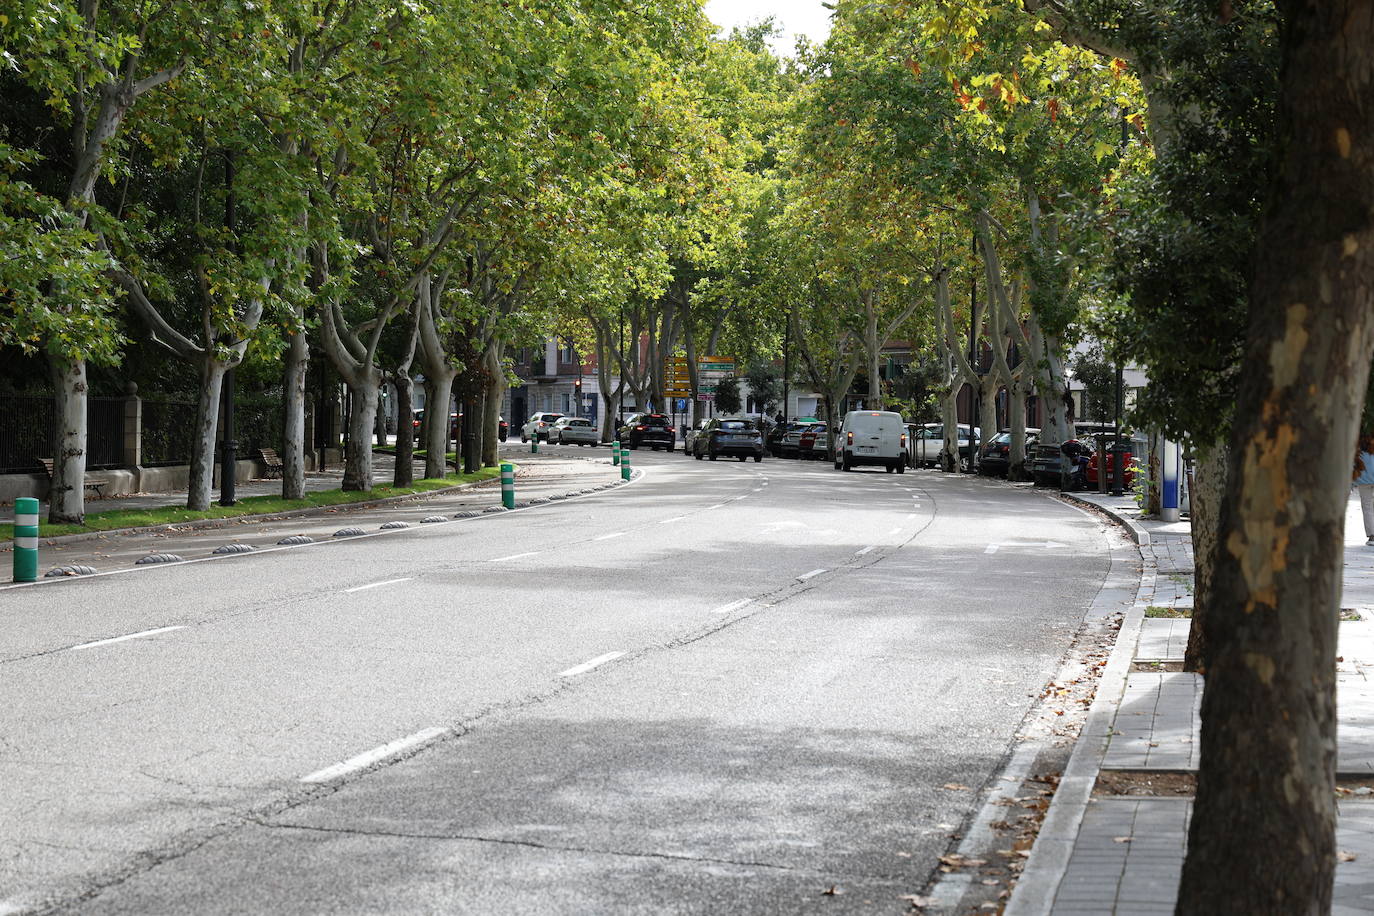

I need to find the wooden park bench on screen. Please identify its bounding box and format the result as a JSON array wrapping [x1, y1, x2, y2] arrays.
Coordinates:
[[257, 447, 284, 479], [38, 458, 106, 500]]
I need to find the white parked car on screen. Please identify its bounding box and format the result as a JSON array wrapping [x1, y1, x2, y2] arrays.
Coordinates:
[[520, 412, 565, 442], [549, 416, 599, 446], [835, 410, 907, 473], [908, 423, 981, 469]]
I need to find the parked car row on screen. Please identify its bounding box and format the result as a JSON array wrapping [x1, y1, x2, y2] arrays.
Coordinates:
[[412, 410, 509, 443]]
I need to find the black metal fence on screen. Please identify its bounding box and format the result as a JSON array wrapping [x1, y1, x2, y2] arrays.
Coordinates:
[[227, 401, 282, 458], [88, 397, 125, 469], [141, 399, 195, 466], [1, 392, 287, 474], [0, 396, 126, 473], [0, 396, 55, 474]]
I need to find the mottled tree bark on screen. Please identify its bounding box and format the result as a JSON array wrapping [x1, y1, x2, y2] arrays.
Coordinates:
[[282, 329, 309, 500], [1178, 2, 1374, 911], [49, 356, 89, 524], [1183, 446, 1227, 673]]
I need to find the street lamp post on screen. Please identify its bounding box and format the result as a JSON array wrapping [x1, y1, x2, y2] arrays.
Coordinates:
[[219, 151, 237, 506]]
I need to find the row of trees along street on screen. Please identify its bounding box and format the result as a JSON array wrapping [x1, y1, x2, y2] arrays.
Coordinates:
[[3, 0, 1373, 910]]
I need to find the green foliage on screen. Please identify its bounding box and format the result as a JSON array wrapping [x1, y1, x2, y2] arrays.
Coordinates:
[[1069, 344, 1117, 422], [714, 376, 743, 414], [1100, 2, 1279, 447]]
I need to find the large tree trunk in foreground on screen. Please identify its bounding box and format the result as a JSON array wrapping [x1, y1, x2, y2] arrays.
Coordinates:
[[1183, 446, 1227, 673], [188, 359, 228, 511], [342, 375, 380, 491], [49, 356, 89, 524], [393, 373, 415, 488], [282, 330, 309, 500], [424, 374, 454, 479], [482, 346, 502, 468], [1178, 2, 1374, 911], [1007, 378, 1029, 481]]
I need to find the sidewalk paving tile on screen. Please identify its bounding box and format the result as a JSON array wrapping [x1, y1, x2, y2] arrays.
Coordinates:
[[1103, 673, 1201, 771], [1051, 799, 1374, 914], [1136, 619, 1188, 662]]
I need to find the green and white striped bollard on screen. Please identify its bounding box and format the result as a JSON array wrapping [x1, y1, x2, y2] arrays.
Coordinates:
[[500, 462, 515, 509], [620, 445, 631, 482], [12, 496, 38, 583], [611, 440, 620, 466]]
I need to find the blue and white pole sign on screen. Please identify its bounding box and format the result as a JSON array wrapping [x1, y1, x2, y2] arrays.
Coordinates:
[[1161, 438, 1182, 523]]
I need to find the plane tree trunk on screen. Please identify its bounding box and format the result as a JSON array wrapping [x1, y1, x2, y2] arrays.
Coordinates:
[[1178, 2, 1374, 909], [48, 357, 89, 524]]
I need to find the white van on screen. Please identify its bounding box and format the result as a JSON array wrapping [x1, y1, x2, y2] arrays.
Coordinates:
[[834, 410, 907, 473]]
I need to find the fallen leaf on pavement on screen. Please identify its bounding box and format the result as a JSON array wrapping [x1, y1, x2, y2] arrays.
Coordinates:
[[943, 783, 971, 791], [1339, 851, 1357, 862], [821, 885, 842, 896], [1113, 836, 1132, 843]]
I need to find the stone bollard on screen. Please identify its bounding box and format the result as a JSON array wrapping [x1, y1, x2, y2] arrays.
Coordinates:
[[501, 462, 515, 509], [12, 496, 39, 583]]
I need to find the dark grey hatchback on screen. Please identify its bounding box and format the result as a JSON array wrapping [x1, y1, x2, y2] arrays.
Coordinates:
[[617, 413, 676, 451], [692, 417, 764, 462]]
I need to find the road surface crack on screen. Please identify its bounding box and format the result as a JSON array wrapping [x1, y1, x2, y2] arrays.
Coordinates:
[[255, 820, 901, 879]]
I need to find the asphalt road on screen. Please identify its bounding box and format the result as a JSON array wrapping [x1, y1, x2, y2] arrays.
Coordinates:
[[0, 444, 1114, 914]]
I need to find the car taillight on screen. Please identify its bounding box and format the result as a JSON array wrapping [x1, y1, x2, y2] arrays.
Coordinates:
[[636, 425, 646, 430], [846, 431, 853, 445], [900, 433, 907, 448]]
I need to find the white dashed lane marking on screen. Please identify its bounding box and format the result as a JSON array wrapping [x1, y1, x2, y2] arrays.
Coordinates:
[[558, 652, 625, 677]]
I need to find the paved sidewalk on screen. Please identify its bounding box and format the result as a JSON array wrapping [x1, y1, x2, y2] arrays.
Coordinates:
[[1007, 490, 1374, 915], [3, 446, 626, 582]]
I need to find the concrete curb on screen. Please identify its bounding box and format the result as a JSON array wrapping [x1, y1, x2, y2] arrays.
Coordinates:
[[1057, 492, 1152, 548], [1004, 518, 1155, 916], [16, 475, 510, 550]]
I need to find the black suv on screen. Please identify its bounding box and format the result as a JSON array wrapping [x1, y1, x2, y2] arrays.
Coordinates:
[[692, 417, 764, 462], [617, 413, 675, 451]]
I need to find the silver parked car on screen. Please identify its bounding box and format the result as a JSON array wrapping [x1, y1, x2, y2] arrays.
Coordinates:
[[549, 416, 599, 446]]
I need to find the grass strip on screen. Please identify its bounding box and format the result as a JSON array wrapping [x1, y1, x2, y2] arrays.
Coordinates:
[[3, 466, 502, 540], [1144, 605, 1192, 618]]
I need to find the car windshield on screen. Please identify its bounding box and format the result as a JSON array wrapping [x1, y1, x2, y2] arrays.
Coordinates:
[[719, 420, 749, 430], [568, 419, 592, 427], [991, 432, 1012, 445], [641, 415, 670, 427], [541, 414, 563, 422]]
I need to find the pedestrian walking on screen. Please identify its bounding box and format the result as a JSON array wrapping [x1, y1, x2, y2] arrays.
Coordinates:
[[1355, 434, 1374, 545]]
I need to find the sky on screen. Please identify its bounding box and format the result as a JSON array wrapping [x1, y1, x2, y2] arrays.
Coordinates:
[[702, 0, 834, 56]]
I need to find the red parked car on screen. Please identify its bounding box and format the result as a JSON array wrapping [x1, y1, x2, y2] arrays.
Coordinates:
[[1085, 436, 1135, 487]]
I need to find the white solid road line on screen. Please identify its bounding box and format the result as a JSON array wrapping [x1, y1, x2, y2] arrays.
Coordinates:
[[594, 531, 627, 541], [68, 625, 186, 652], [300, 727, 450, 783], [659, 515, 687, 524], [344, 577, 412, 593], [857, 545, 878, 555], [711, 598, 753, 614], [797, 568, 827, 581], [489, 552, 539, 562], [986, 544, 1000, 554], [558, 651, 625, 677]]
